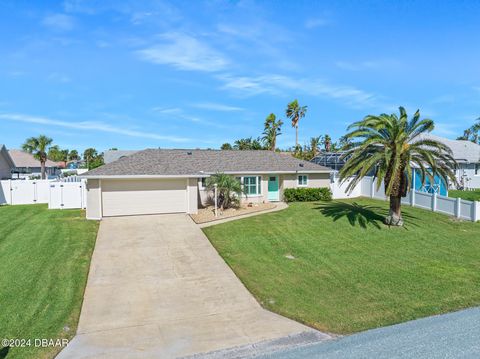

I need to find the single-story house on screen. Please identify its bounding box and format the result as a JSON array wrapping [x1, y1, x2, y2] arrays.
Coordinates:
[[313, 134, 480, 193], [416, 134, 480, 190], [82, 149, 331, 220], [8, 149, 62, 179], [0, 144, 15, 180]]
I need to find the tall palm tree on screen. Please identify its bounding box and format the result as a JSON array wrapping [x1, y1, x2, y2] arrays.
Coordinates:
[[323, 134, 332, 152], [285, 100, 307, 148], [83, 148, 98, 169], [262, 113, 283, 151], [339, 107, 456, 226], [309, 136, 321, 159], [22, 135, 53, 179]]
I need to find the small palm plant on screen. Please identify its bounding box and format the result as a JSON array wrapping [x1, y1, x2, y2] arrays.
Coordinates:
[[22, 135, 53, 179], [286, 100, 307, 148], [339, 107, 457, 226], [206, 173, 245, 210]]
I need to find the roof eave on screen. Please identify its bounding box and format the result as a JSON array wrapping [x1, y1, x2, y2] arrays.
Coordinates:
[[81, 174, 209, 179], [82, 169, 331, 179], [220, 170, 331, 174]]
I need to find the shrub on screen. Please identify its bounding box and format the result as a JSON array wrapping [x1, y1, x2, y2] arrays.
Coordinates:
[[283, 187, 332, 202]]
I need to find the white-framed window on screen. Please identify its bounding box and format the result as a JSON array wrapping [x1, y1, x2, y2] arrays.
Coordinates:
[[298, 175, 308, 186], [240, 176, 262, 195]]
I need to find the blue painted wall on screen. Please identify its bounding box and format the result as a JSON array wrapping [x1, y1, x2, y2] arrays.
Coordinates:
[[412, 168, 448, 196]]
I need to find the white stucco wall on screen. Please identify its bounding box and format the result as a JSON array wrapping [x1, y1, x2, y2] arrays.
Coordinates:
[[457, 164, 480, 189], [187, 177, 198, 214], [198, 172, 331, 206], [86, 179, 102, 220]]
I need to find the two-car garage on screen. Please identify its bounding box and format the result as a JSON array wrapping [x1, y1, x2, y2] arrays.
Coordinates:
[[86, 177, 198, 220]]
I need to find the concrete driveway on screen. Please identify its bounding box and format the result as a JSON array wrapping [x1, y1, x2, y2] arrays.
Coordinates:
[[58, 214, 326, 359]]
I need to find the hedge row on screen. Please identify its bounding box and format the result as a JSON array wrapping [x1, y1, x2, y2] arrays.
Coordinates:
[[283, 187, 332, 202]]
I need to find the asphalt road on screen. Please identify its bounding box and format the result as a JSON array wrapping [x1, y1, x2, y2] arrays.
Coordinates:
[[264, 307, 480, 359]]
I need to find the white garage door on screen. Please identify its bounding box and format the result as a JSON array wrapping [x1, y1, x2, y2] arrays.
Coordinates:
[[102, 179, 187, 217]]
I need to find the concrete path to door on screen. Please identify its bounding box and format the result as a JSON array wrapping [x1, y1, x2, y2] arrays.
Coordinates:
[[58, 214, 330, 359]]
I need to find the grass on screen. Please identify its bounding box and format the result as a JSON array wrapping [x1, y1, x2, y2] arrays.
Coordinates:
[[203, 198, 480, 334], [449, 189, 480, 202], [0, 205, 99, 359]]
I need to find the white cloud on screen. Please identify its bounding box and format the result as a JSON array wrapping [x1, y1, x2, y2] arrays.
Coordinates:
[[218, 73, 388, 109], [151, 107, 183, 115], [335, 60, 401, 71], [47, 72, 71, 83], [137, 33, 228, 72], [42, 14, 75, 31], [0, 113, 190, 142], [151, 107, 226, 128], [305, 18, 329, 29], [191, 102, 244, 112]]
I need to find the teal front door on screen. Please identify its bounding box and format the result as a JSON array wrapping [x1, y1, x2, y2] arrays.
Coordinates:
[[268, 176, 279, 201]]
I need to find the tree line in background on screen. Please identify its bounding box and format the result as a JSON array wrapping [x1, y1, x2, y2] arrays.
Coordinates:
[[21, 135, 105, 179], [220, 99, 352, 160], [457, 117, 480, 144]]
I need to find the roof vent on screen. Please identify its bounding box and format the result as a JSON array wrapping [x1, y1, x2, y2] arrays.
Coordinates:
[[299, 163, 304, 167], [187, 151, 192, 155]]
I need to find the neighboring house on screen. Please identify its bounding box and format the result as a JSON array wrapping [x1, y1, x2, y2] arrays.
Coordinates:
[[82, 149, 331, 220], [0, 144, 15, 180], [8, 149, 62, 179], [313, 134, 480, 194], [416, 134, 480, 190], [103, 150, 138, 164], [66, 160, 86, 169]]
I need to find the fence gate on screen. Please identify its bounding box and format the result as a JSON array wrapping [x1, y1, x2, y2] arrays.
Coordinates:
[[48, 182, 85, 209], [11, 180, 37, 204]]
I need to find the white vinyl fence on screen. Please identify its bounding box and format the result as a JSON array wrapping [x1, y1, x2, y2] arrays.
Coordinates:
[[330, 175, 480, 222], [0, 179, 86, 209]]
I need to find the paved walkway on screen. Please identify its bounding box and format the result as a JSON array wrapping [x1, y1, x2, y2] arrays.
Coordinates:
[[263, 307, 480, 359], [58, 214, 329, 359]]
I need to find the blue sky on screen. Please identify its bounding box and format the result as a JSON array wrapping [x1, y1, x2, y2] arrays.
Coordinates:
[[1, 0, 479, 152]]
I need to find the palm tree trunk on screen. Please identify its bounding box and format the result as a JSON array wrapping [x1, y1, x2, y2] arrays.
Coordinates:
[[385, 195, 403, 226], [295, 125, 298, 148], [41, 160, 46, 180]]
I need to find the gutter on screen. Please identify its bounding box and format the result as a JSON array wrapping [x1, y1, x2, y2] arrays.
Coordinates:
[[81, 174, 209, 179], [82, 169, 332, 179]]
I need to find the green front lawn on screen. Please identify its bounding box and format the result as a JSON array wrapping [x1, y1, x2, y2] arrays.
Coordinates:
[[0, 205, 99, 359], [449, 189, 480, 202], [203, 199, 480, 334]]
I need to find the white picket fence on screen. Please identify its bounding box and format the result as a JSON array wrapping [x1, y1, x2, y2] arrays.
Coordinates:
[[331, 175, 480, 222], [0, 179, 86, 209]]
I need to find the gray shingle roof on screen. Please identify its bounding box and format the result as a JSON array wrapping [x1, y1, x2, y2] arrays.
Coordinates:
[[103, 150, 139, 164], [9, 149, 60, 167], [83, 149, 331, 177], [415, 134, 480, 163]]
